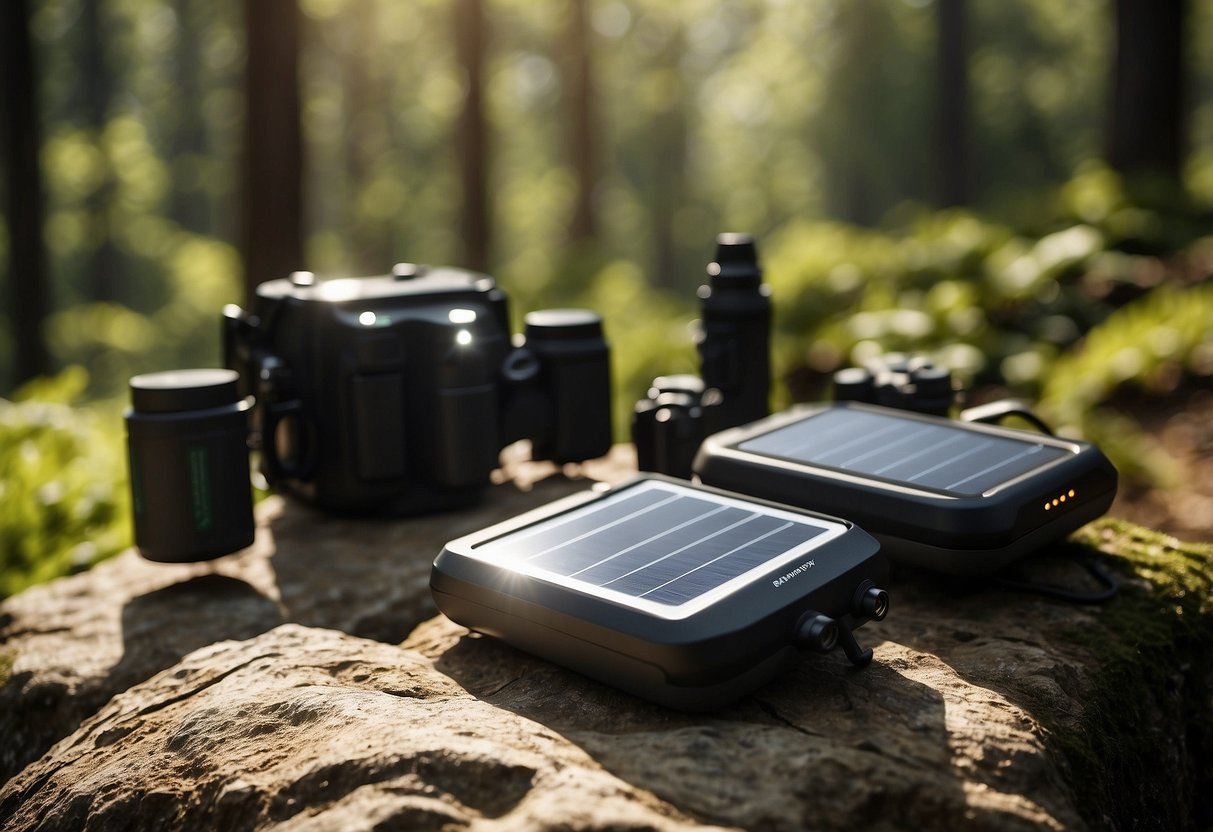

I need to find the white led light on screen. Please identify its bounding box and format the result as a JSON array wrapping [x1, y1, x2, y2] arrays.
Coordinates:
[[449, 308, 477, 324], [456, 329, 473, 346], [358, 311, 377, 326]]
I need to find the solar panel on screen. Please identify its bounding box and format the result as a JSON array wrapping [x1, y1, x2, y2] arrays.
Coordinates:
[[738, 407, 1069, 496], [695, 403, 1120, 576], [431, 475, 889, 709], [466, 478, 848, 617]]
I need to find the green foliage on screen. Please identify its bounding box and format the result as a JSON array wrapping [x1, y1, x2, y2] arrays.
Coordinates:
[[761, 210, 1112, 402], [1042, 280, 1213, 421], [0, 368, 130, 599], [43, 230, 242, 398], [1037, 280, 1213, 483], [577, 259, 697, 436]]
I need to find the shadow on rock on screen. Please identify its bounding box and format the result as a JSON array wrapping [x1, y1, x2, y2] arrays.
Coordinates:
[[111, 573, 282, 694], [430, 626, 983, 831], [263, 472, 600, 644]]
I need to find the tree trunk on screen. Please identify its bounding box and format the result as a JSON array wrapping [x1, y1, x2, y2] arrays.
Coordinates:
[[1107, 0, 1186, 184], [454, 0, 490, 274], [823, 0, 877, 225], [170, 0, 209, 233], [564, 0, 597, 244], [80, 0, 121, 303], [242, 0, 305, 302], [934, 0, 969, 207], [344, 0, 391, 273], [647, 25, 686, 289], [0, 0, 52, 387]]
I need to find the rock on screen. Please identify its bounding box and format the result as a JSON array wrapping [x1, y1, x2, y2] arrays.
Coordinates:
[[0, 448, 635, 786], [405, 616, 1084, 831], [3, 450, 1213, 830], [0, 615, 1082, 831], [0, 625, 722, 832]]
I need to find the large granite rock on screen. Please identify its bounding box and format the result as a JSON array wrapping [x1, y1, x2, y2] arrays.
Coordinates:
[[2, 449, 1212, 830], [0, 449, 631, 786]]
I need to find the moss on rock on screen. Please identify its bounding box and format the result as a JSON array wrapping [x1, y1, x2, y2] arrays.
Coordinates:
[[1055, 519, 1213, 830]]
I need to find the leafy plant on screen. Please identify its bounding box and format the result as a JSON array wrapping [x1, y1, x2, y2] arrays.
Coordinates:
[[1037, 280, 1213, 484], [0, 368, 130, 598]]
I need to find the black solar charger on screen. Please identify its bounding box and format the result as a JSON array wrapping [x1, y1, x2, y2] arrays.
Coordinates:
[[695, 402, 1118, 575], [431, 475, 889, 711]]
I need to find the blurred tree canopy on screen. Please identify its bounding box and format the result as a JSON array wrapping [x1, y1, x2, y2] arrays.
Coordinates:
[[2, 0, 1211, 399]]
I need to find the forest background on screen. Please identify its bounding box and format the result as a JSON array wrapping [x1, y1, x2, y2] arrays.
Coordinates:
[[1, 0, 1212, 595]]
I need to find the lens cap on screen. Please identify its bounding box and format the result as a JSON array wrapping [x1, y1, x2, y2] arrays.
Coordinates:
[[648, 374, 705, 399], [708, 233, 763, 286], [130, 369, 241, 414], [524, 309, 604, 342]]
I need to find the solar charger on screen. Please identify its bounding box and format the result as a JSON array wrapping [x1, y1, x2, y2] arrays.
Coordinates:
[[695, 402, 1118, 575], [431, 475, 889, 710]]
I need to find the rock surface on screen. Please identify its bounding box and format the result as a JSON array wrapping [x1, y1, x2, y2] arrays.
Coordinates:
[[0, 449, 630, 785], [2, 450, 1212, 831], [1, 618, 1082, 832], [0, 625, 722, 832]]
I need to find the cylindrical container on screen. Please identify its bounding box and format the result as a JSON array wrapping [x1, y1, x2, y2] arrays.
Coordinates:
[[125, 369, 254, 562], [524, 308, 612, 463], [697, 232, 772, 434]]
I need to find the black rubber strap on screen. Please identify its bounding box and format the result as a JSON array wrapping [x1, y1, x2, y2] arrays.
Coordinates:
[[995, 554, 1119, 604], [959, 399, 1055, 435]]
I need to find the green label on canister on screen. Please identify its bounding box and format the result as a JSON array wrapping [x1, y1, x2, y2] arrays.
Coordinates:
[[188, 444, 214, 532], [129, 445, 143, 516]]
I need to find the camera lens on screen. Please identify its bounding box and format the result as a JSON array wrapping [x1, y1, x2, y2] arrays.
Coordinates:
[[125, 369, 255, 562]]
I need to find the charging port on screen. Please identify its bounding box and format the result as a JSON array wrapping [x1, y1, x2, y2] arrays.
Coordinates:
[[795, 613, 839, 653], [853, 580, 890, 621]]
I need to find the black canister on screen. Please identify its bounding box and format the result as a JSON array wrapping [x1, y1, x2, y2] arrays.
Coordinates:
[[523, 309, 613, 464], [125, 369, 254, 562], [697, 233, 772, 434]]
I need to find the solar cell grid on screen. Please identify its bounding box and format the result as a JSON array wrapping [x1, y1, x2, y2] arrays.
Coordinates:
[[738, 408, 1069, 496], [471, 481, 843, 611]]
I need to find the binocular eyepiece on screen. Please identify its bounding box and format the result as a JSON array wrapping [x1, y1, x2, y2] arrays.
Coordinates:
[[831, 354, 956, 417], [633, 233, 772, 478]]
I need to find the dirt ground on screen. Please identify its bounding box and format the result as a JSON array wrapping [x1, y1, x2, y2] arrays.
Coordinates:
[[1109, 390, 1213, 543]]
